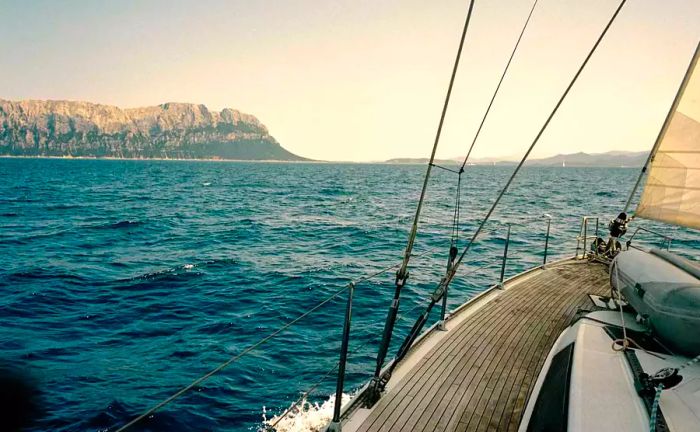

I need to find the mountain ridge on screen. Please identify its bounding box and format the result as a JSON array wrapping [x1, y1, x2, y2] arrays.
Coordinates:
[[385, 150, 648, 167], [0, 99, 307, 161]]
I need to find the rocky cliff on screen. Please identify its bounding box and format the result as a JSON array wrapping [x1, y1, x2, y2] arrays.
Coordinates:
[[0, 99, 306, 160]]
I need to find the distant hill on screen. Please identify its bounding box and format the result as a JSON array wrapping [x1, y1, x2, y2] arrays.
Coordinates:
[[525, 151, 648, 167], [0, 99, 307, 161], [385, 151, 648, 167], [384, 157, 458, 165]]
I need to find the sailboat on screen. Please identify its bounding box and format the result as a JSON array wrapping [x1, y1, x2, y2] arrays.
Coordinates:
[[110, 2, 698, 431], [322, 3, 700, 432]]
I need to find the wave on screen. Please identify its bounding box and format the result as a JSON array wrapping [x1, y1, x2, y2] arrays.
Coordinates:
[[116, 258, 238, 283], [96, 220, 144, 229], [45, 203, 82, 211], [82, 399, 182, 432], [5, 268, 87, 283], [262, 393, 352, 432]]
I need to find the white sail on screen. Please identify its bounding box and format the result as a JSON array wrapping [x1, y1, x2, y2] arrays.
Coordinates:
[[635, 43, 700, 230]]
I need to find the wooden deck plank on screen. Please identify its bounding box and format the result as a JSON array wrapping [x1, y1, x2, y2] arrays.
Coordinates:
[[485, 306, 562, 431], [408, 287, 547, 431], [351, 260, 609, 432], [358, 301, 502, 432], [403, 295, 530, 432], [367, 297, 513, 432], [448, 276, 571, 432], [410, 278, 566, 432], [467, 279, 577, 431], [359, 286, 524, 432], [501, 266, 609, 431], [404, 295, 532, 432]]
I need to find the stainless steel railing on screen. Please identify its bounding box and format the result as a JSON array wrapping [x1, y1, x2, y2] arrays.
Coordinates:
[[627, 226, 672, 250], [575, 216, 600, 259]]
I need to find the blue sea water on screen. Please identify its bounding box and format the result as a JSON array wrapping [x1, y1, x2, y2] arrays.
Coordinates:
[[1, 158, 697, 432]]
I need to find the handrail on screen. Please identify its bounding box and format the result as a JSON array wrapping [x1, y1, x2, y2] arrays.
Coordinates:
[[575, 215, 676, 260], [627, 226, 672, 250], [575, 216, 600, 259]]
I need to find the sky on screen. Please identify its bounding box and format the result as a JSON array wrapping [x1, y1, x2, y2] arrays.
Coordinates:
[[0, 0, 698, 162]]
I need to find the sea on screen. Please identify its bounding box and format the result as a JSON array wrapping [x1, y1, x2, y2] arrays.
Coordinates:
[[1, 158, 697, 432]]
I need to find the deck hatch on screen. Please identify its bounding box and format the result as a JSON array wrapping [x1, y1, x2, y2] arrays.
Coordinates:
[[526, 342, 574, 432]]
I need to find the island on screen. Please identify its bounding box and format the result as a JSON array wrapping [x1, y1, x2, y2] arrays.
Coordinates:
[[0, 99, 307, 161], [384, 151, 648, 167]]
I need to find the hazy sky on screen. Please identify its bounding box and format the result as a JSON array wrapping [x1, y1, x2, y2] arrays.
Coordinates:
[[0, 0, 698, 161]]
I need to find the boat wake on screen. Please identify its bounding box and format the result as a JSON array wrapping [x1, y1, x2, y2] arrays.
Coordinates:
[[262, 393, 352, 432]]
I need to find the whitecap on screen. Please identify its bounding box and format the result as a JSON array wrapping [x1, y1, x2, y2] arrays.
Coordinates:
[[262, 393, 352, 432]]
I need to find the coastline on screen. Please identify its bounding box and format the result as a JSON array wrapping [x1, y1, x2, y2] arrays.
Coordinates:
[[0, 155, 324, 164], [0, 155, 642, 167]]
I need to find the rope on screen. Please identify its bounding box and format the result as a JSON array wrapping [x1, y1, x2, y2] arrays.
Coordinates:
[[611, 260, 631, 351], [609, 256, 700, 432], [450, 171, 463, 247], [644, 352, 700, 432], [429, 162, 462, 175], [677, 353, 700, 371], [649, 384, 664, 432], [458, 0, 540, 171]]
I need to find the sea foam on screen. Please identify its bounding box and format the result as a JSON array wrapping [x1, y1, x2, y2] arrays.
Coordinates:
[[262, 393, 352, 432]]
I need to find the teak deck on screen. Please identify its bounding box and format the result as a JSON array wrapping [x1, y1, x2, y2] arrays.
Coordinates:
[[346, 259, 610, 432]]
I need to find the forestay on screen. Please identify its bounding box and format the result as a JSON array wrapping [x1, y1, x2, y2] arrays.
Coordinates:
[[636, 43, 700, 229]]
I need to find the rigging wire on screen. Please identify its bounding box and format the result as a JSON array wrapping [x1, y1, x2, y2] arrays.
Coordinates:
[[112, 244, 449, 432], [368, 0, 476, 401], [113, 285, 351, 432], [396, 0, 475, 276], [444, 0, 628, 292], [459, 0, 540, 171], [429, 162, 463, 175], [445, 0, 539, 299], [384, 0, 629, 380]]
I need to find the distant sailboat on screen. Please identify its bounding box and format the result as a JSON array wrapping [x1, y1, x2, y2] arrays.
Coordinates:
[[562, 159, 566, 167]]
